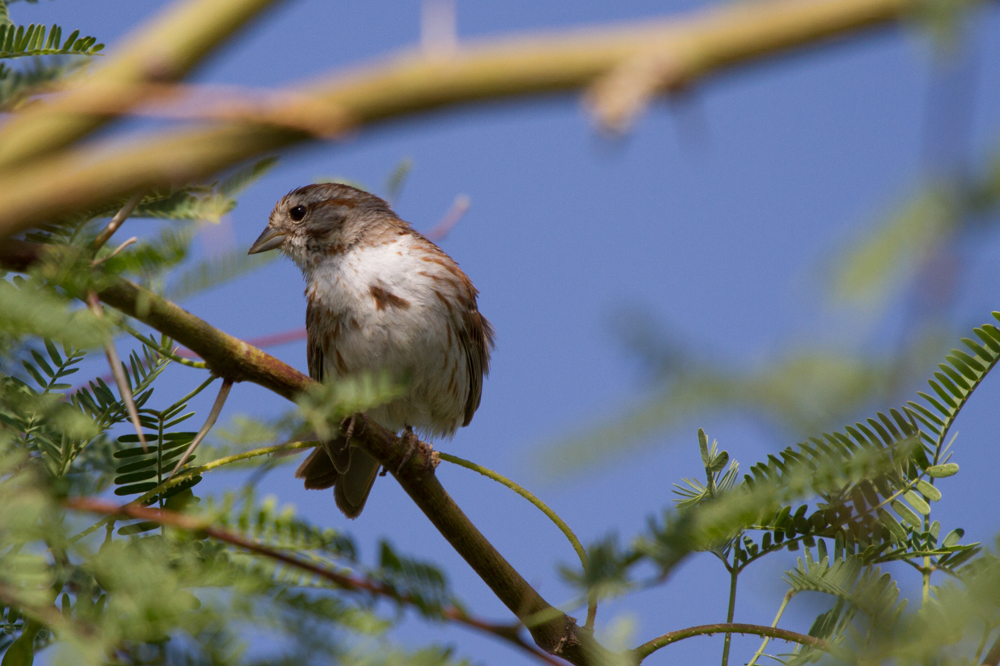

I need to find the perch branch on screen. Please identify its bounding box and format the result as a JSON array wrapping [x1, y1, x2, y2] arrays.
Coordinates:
[[0, 0, 934, 238], [0, 239, 607, 666]]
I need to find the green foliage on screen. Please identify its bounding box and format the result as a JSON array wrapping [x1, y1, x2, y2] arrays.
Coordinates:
[[829, 187, 957, 307], [295, 373, 406, 442], [542, 345, 901, 475], [164, 249, 277, 302], [0, 57, 84, 110], [557, 313, 1000, 666], [0, 23, 103, 60], [374, 541, 454, 617], [1, 2, 998, 663]]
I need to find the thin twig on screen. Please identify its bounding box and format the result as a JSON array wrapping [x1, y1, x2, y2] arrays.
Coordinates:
[[64, 497, 566, 666], [630, 623, 830, 662], [91, 236, 137, 266], [167, 378, 233, 480], [721, 562, 739, 666], [425, 194, 470, 242], [86, 292, 148, 452], [92, 191, 145, 251], [746, 590, 795, 666], [437, 452, 598, 629], [121, 323, 208, 369]]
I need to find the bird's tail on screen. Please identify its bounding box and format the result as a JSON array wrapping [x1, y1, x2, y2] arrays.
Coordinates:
[[295, 443, 381, 519]]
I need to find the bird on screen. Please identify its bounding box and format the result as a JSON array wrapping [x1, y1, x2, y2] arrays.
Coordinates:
[[248, 183, 494, 518]]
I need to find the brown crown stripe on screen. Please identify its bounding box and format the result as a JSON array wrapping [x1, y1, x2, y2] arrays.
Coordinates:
[[370, 284, 411, 311], [314, 197, 360, 209]]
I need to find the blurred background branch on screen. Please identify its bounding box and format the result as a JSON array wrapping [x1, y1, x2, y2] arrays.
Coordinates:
[[0, 0, 951, 238]]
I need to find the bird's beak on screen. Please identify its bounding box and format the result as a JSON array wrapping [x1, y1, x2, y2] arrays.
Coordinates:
[[248, 226, 286, 255]]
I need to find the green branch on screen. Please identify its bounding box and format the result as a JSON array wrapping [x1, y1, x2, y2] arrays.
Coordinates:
[[630, 623, 830, 663]]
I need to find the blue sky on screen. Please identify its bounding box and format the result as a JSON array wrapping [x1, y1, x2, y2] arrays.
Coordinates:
[[13, 0, 1000, 664]]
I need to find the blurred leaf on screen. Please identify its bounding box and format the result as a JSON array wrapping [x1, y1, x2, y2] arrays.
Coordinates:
[[0, 279, 106, 347], [542, 351, 894, 476], [383, 158, 412, 204], [829, 187, 957, 308], [164, 249, 277, 302]]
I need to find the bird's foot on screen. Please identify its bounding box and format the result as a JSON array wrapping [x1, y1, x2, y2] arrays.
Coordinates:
[[340, 413, 368, 447], [396, 426, 420, 475]]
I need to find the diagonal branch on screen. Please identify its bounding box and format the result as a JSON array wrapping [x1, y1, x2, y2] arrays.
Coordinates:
[[64, 497, 568, 666], [0, 239, 607, 666], [0, 0, 941, 238]]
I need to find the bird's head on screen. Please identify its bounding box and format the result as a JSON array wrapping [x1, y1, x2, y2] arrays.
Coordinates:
[[248, 183, 396, 269]]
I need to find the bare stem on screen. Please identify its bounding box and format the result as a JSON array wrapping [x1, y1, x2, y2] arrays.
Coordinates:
[[86, 292, 148, 452], [746, 590, 795, 666], [437, 451, 597, 629], [166, 378, 232, 480], [91, 236, 137, 266], [425, 194, 470, 242], [92, 191, 145, 251], [721, 562, 739, 666]]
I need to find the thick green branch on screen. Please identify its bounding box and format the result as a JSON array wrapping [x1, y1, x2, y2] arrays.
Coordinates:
[[0, 0, 287, 168], [0, 0, 934, 237], [0, 240, 606, 666], [631, 623, 830, 662]]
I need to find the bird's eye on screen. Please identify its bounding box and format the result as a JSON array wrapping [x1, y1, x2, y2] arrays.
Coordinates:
[[289, 205, 307, 221]]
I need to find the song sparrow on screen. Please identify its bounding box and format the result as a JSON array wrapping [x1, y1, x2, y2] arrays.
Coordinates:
[[248, 183, 495, 518]]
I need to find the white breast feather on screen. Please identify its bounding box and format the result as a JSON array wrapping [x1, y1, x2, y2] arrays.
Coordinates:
[[304, 236, 470, 438]]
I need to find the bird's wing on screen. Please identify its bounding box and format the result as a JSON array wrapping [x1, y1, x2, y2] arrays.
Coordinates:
[[305, 302, 352, 474], [460, 308, 495, 427], [305, 301, 324, 382]]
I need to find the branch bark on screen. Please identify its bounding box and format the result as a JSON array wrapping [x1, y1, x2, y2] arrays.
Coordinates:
[[0, 0, 932, 238], [0, 240, 608, 666]]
